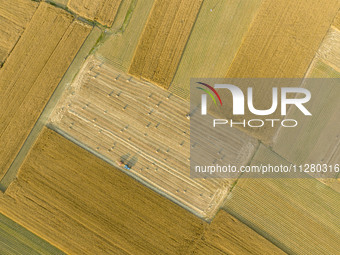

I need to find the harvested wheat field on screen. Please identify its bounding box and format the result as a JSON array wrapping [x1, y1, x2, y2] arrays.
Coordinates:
[[0, 0, 339, 253], [0, 128, 286, 254], [49, 56, 259, 218], [0, 2, 91, 179], [129, 0, 203, 88], [0, 128, 205, 254]]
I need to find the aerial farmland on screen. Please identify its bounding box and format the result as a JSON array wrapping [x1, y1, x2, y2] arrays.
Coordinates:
[[0, 0, 339, 254]]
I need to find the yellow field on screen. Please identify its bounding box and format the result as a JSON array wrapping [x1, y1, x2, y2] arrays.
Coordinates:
[[190, 210, 285, 255], [223, 145, 340, 254], [48, 56, 260, 218], [0, 128, 284, 254], [226, 0, 340, 78], [273, 27, 340, 190], [316, 27, 340, 72], [214, 0, 340, 144], [168, 0, 262, 100], [0, 212, 64, 254], [96, 0, 155, 71], [273, 60, 340, 168], [333, 11, 340, 30], [0, 0, 338, 253], [0, 2, 91, 179], [129, 0, 203, 89], [68, 0, 122, 27], [0, 0, 37, 65], [0, 128, 205, 254]]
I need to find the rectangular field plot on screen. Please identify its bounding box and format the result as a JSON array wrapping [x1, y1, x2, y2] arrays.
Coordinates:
[[0, 3, 92, 179], [68, 0, 122, 27], [128, 0, 203, 89], [169, 0, 262, 100], [96, 0, 155, 72], [273, 27, 340, 186], [223, 145, 340, 254], [0, 128, 285, 254], [49, 56, 257, 218], [0, 128, 205, 255], [0, 0, 38, 66], [189, 210, 285, 255], [226, 0, 340, 78], [223, 0, 340, 144], [0, 212, 64, 254]]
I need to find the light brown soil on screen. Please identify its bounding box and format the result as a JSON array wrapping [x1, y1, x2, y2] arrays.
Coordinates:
[[49, 56, 257, 218]]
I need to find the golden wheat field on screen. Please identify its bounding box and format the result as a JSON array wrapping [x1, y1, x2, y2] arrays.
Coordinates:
[[0, 0, 339, 254]]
